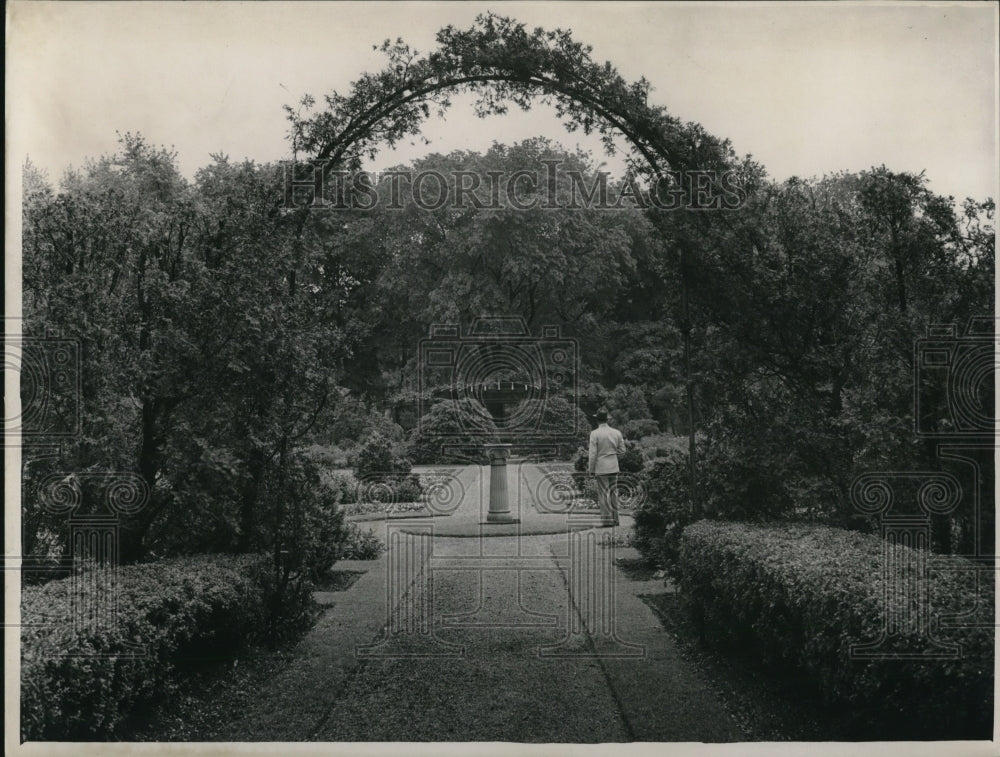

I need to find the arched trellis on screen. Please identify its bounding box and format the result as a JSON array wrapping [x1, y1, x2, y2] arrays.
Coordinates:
[[289, 13, 740, 513]]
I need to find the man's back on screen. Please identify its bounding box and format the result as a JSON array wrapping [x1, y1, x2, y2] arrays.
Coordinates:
[[588, 423, 626, 475]]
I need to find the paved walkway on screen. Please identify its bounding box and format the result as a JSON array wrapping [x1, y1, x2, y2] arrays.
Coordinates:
[[222, 463, 743, 742]]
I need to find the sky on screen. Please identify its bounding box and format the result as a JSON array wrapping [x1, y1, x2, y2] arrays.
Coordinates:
[[6, 1, 999, 202]]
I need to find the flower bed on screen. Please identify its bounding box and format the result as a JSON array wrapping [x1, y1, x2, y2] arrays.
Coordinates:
[[334, 469, 459, 516], [677, 520, 994, 739]]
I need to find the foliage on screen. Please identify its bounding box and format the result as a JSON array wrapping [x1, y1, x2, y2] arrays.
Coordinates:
[[632, 449, 692, 568], [677, 520, 993, 739], [353, 432, 413, 479], [407, 399, 498, 464], [21, 135, 367, 577], [326, 393, 405, 447], [618, 440, 646, 473], [321, 470, 359, 504], [603, 384, 653, 427], [20, 12, 994, 592], [20, 553, 314, 740], [511, 395, 590, 452], [288, 12, 738, 185], [336, 524, 386, 560], [621, 417, 660, 440]]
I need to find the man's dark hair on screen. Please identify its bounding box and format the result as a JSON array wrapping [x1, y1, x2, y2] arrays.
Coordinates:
[[594, 408, 608, 423]]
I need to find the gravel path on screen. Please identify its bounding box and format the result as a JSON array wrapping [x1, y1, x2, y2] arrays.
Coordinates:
[[221, 463, 743, 743]]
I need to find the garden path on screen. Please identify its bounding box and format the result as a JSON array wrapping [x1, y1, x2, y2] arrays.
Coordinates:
[[221, 463, 742, 742]]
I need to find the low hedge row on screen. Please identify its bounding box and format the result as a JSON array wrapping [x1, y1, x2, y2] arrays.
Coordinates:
[[677, 521, 994, 739], [21, 553, 313, 740]]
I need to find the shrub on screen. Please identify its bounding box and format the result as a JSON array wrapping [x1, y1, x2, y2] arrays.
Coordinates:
[[328, 394, 405, 446], [352, 433, 423, 503], [618, 440, 646, 473], [353, 432, 412, 480], [511, 396, 590, 451], [322, 470, 359, 504], [407, 399, 498, 464], [622, 417, 660, 440], [355, 472, 424, 504], [677, 521, 994, 739], [270, 453, 349, 583], [20, 553, 315, 740], [604, 384, 653, 426], [337, 524, 386, 560], [632, 449, 692, 567]]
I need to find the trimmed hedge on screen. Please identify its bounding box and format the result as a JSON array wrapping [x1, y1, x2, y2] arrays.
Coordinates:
[[21, 553, 313, 740], [677, 521, 994, 739]]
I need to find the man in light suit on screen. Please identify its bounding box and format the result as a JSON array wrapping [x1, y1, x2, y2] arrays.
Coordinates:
[[588, 408, 626, 527]]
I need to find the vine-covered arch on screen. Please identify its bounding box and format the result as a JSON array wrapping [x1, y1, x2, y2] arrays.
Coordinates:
[[288, 13, 732, 510], [288, 13, 737, 187]]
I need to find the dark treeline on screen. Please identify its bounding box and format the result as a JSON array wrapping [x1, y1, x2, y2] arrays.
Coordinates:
[[21, 128, 994, 569]]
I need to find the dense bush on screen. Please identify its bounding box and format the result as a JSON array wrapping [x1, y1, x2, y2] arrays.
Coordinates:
[[352, 433, 423, 503], [631, 438, 804, 570], [603, 384, 653, 426], [353, 432, 412, 479], [618, 440, 646, 473], [632, 449, 692, 567], [300, 443, 352, 469], [407, 399, 498, 464], [21, 553, 315, 740], [621, 417, 660, 440], [511, 396, 591, 452], [254, 453, 349, 583], [677, 521, 994, 739], [322, 470, 359, 504], [328, 393, 406, 446], [336, 524, 387, 560]]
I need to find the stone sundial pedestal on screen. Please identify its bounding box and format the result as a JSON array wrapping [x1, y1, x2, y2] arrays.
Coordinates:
[[483, 443, 519, 524]]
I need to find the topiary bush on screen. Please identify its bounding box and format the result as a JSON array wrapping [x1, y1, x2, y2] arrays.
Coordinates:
[[353, 433, 411, 480], [352, 433, 423, 504], [510, 396, 590, 453], [677, 520, 994, 739], [20, 553, 314, 740], [407, 399, 499, 464], [622, 417, 660, 440]]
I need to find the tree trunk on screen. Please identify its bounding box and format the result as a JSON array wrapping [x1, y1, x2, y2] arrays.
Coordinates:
[[237, 447, 268, 552]]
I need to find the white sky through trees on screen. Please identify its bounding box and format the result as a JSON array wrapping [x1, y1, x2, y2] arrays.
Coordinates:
[[7, 1, 998, 203]]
